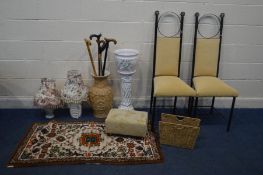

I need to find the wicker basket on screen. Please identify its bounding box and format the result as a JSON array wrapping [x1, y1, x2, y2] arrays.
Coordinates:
[[159, 113, 200, 149]]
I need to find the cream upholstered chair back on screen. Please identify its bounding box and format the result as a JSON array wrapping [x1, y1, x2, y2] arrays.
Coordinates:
[[194, 38, 220, 77], [155, 37, 180, 76]]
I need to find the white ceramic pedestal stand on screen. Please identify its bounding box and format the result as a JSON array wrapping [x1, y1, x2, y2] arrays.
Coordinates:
[[114, 49, 138, 110]]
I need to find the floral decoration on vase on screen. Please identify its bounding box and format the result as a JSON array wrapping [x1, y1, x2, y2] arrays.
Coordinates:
[[34, 78, 63, 119], [61, 70, 88, 118]]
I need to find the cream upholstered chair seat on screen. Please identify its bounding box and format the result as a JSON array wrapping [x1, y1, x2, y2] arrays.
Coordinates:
[[193, 76, 239, 97], [150, 11, 193, 131], [190, 13, 238, 132], [154, 76, 196, 97], [193, 39, 239, 97]]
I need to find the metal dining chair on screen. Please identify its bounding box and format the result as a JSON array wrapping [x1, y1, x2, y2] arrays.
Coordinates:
[[150, 11, 196, 132], [191, 12, 239, 132]]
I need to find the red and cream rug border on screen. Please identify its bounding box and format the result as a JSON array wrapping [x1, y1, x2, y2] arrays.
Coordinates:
[[7, 121, 163, 167]]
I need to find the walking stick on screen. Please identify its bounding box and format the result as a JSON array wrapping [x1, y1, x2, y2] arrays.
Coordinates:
[[89, 34, 102, 76], [98, 40, 107, 76], [102, 38, 117, 76], [84, 39, 97, 76]]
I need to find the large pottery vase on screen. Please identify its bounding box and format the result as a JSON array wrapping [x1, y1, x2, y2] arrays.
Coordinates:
[[88, 72, 113, 118]]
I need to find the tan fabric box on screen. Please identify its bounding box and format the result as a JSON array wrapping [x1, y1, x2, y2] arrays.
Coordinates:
[[105, 109, 148, 137]]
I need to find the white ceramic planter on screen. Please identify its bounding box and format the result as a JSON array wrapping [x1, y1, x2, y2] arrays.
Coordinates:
[[114, 49, 138, 110]]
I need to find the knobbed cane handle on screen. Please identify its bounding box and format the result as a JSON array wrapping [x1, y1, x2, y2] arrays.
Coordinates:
[[84, 39, 91, 46], [84, 38, 97, 76]]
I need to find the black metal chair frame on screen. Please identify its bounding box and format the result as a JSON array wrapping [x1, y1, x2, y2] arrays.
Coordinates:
[[191, 12, 236, 132], [149, 10, 187, 132]]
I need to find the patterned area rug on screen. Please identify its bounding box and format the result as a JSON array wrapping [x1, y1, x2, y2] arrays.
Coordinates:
[[8, 121, 163, 167]]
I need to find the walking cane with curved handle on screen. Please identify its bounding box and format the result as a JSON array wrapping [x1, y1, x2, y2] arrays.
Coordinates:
[[102, 38, 117, 76]]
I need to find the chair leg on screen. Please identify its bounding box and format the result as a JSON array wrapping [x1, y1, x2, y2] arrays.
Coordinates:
[[194, 97, 199, 116], [149, 88, 154, 114], [151, 97, 157, 132], [227, 97, 236, 132], [188, 97, 193, 116], [210, 97, 215, 114], [173, 97, 177, 114]]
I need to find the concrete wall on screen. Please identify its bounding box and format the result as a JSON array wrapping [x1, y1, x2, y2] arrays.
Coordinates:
[[0, 0, 263, 108]]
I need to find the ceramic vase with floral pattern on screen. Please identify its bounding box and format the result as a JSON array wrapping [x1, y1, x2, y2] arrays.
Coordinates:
[[34, 78, 63, 119], [61, 70, 87, 119]]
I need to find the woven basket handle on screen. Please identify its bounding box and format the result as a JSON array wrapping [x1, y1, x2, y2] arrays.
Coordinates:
[[176, 125, 184, 130], [176, 116, 184, 121]]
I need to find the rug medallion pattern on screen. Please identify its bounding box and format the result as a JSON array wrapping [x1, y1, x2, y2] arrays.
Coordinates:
[[8, 121, 162, 167]]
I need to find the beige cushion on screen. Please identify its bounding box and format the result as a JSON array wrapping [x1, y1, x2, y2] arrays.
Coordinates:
[[105, 109, 148, 137], [155, 37, 180, 76], [194, 38, 219, 77], [193, 76, 239, 97], [154, 76, 196, 97]]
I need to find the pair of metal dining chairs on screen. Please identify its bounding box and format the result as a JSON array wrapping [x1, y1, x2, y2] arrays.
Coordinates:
[[149, 11, 239, 132]]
